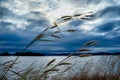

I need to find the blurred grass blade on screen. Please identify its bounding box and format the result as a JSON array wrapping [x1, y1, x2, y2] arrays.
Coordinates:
[[83, 40, 98, 46], [80, 17, 90, 20], [78, 48, 91, 52], [10, 70, 26, 80], [0, 60, 13, 66], [47, 59, 56, 66], [66, 29, 76, 32], [54, 31, 61, 33], [23, 39, 35, 52], [39, 39, 55, 42], [23, 34, 45, 52], [85, 14, 94, 17], [79, 54, 92, 57], [35, 34, 45, 40], [44, 69, 59, 73], [61, 16, 72, 18], [51, 22, 64, 38], [50, 35, 61, 39], [58, 62, 71, 66], [63, 66, 71, 72], [73, 14, 82, 17], [61, 16, 72, 21], [41, 27, 50, 33], [66, 54, 73, 59], [92, 42, 98, 46], [51, 22, 58, 29]]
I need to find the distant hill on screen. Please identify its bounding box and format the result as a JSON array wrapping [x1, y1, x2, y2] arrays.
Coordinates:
[[0, 52, 45, 56], [92, 52, 120, 55], [14, 52, 45, 56], [45, 52, 120, 56], [0, 52, 11, 56], [0, 52, 120, 56]]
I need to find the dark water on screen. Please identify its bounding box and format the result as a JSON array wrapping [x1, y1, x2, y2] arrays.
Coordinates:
[[0, 56, 100, 71], [0, 56, 119, 77]]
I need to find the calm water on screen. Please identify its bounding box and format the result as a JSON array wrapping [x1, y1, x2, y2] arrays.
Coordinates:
[[0, 56, 100, 71], [0, 56, 119, 78]]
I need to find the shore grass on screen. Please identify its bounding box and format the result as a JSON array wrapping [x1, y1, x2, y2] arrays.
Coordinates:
[[0, 11, 119, 80], [0, 55, 120, 80]]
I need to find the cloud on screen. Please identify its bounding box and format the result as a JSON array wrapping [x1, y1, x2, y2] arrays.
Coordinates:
[[68, 20, 83, 27], [97, 6, 120, 18], [91, 5, 120, 39], [26, 19, 49, 30], [24, 11, 46, 20], [0, 32, 24, 42], [90, 47, 120, 53], [0, 0, 120, 53], [0, 21, 13, 26], [25, 11, 49, 30], [65, 0, 102, 5], [0, 6, 17, 19], [95, 20, 120, 32]]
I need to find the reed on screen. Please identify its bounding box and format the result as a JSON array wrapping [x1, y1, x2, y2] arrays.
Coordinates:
[[0, 56, 119, 80], [1, 11, 119, 80], [0, 11, 94, 80]]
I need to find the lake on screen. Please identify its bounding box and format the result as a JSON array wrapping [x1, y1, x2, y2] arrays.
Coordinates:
[[0, 56, 119, 79], [0, 56, 101, 67]]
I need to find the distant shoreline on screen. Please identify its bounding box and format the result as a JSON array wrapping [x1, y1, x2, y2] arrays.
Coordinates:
[[0, 52, 120, 56]]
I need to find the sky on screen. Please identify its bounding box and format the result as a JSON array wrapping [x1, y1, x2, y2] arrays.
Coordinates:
[[0, 0, 120, 53]]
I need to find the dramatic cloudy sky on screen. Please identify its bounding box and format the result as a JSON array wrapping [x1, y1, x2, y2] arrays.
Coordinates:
[[0, 0, 120, 53]]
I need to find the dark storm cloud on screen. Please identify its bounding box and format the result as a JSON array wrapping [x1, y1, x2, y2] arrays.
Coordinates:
[[67, 0, 101, 6], [0, 33, 28, 52], [0, 6, 14, 18], [0, 5, 50, 52], [30, 11, 42, 15], [96, 6, 120, 18], [60, 35, 120, 51], [85, 0, 116, 5], [0, 0, 9, 2], [86, 0, 102, 4], [0, 0, 120, 53], [0, 21, 15, 34], [0, 21, 13, 27], [0, 21, 14, 31], [0, 32, 26, 42], [0, 41, 26, 53], [60, 36, 101, 50], [26, 19, 49, 29], [98, 37, 120, 47], [0, 48, 22, 52], [24, 11, 49, 30], [0, 42, 26, 47], [68, 20, 83, 27], [95, 20, 120, 32], [28, 11, 45, 17], [0, 6, 21, 19]]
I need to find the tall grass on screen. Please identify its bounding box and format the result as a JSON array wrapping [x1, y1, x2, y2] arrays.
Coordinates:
[[73, 56, 120, 80], [0, 11, 119, 80], [0, 56, 119, 80], [0, 11, 94, 80]]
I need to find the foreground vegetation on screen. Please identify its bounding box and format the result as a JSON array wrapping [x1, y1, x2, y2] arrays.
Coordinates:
[[0, 52, 120, 56], [0, 55, 120, 80], [0, 11, 119, 80]]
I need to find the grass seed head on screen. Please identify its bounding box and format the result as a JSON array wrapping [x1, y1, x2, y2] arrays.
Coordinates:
[[47, 59, 56, 66]]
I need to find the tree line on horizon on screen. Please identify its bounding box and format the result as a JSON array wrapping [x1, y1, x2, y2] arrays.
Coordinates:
[[0, 51, 120, 56]]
